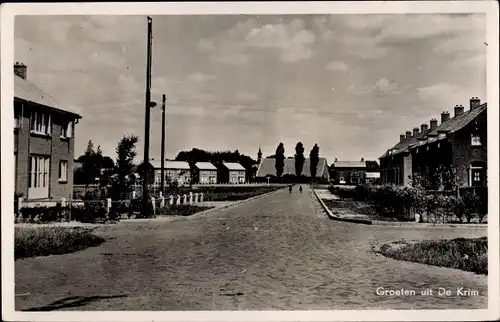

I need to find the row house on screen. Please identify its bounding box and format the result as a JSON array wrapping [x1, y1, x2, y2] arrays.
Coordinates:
[[195, 162, 218, 184], [330, 158, 366, 185], [14, 63, 82, 200], [379, 97, 487, 188], [221, 162, 246, 184]]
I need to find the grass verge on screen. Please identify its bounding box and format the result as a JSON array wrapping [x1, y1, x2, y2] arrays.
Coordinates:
[[378, 237, 487, 275], [15, 226, 106, 260]]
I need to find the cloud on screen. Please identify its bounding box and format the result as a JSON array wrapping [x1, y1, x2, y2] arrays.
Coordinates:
[[326, 60, 348, 71], [197, 18, 317, 64], [417, 83, 462, 100], [188, 72, 215, 83], [347, 78, 401, 95]]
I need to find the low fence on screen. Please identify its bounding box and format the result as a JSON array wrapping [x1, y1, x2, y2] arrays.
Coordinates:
[[15, 191, 207, 223]]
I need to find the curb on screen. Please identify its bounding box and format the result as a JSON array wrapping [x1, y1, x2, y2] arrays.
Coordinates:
[[371, 221, 488, 229], [311, 187, 373, 225]]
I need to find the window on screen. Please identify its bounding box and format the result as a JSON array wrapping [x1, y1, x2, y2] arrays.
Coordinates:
[[30, 111, 52, 135], [61, 120, 73, 138], [29, 156, 50, 188], [14, 104, 24, 129], [471, 134, 481, 146], [59, 161, 68, 182]]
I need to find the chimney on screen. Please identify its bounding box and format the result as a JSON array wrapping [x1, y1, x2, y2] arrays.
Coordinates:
[[413, 127, 420, 137], [14, 62, 27, 79], [470, 97, 481, 110], [361, 157, 364, 162], [454, 104, 464, 117], [334, 157, 338, 162], [430, 118, 438, 130], [405, 131, 412, 139], [400, 134, 405, 142], [441, 111, 450, 123], [421, 123, 429, 133]]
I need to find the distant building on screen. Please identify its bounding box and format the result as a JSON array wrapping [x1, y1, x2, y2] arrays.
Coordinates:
[[14, 63, 82, 200], [221, 162, 247, 184], [255, 157, 330, 183], [330, 158, 366, 185], [138, 160, 191, 186], [379, 97, 487, 188], [195, 162, 218, 184]]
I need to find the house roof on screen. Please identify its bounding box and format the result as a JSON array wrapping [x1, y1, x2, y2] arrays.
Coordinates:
[[379, 103, 487, 159], [14, 75, 81, 118], [256, 157, 329, 177], [223, 162, 246, 171], [149, 160, 190, 170], [195, 162, 217, 170], [333, 161, 366, 168]]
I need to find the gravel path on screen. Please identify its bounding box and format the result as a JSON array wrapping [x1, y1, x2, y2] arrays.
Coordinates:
[[15, 185, 487, 311]]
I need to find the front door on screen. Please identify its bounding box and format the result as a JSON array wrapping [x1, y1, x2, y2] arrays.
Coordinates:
[[28, 155, 50, 199]]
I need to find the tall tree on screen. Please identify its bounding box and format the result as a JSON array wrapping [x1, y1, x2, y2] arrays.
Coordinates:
[[275, 142, 285, 178], [77, 140, 102, 186], [294, 142, 305, 177], [115, 135, 139, 186], [309, 143, 320, 182]]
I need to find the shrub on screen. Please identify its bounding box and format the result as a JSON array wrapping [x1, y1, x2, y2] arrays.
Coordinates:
[[156, 204, 213, 217], [15, 226, 106, 260], [20, 205, 69, 223], [379, 237, 487, 275]]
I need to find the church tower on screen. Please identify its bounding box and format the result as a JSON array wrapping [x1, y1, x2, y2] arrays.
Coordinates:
[[257, 146, 262, 164]]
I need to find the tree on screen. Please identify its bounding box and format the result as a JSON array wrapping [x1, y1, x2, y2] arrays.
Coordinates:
[[309, 143, 320, 183], [111, 135, 139, 200], [275, 142, 285, 179], [76, 140, 103, 186], [295, 142, 305, 177]]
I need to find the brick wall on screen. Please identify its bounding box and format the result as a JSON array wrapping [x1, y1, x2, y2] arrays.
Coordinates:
[[450, 110, 487, 186], [14, 101, 77, 200]]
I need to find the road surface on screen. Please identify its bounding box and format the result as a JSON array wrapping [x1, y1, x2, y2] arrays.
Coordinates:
[[15, 185, 487, 310]]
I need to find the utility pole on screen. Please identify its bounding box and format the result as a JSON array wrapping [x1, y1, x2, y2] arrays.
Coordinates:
[[142, 16, 154, 217], [160, 94, 166, 193]]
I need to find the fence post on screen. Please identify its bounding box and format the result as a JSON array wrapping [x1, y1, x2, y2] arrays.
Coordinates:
[[183, 194, 187, 204], [189, 192, 193, 205], [176, 195, 181, 205], [107, 198, 112, 215], [194, 193, 199, 203], [132, 191, 136, 199], [151, 197, 156, 216], [169, 195, 174, 205], [61, 197, 66, 207], [200, 192, 204, 202], [18, 197, 24, 214], [160, 195, 165, 208]]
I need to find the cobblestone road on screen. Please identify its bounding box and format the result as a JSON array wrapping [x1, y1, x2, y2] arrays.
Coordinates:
[[15, 185, 487, 310]]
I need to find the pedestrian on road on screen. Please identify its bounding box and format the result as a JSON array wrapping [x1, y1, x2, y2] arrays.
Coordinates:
[[299, 185, 303, 194], [289, 185, 293, 194]]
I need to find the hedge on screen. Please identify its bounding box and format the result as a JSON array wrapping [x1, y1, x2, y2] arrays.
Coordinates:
[[329, 183, 487, 223]]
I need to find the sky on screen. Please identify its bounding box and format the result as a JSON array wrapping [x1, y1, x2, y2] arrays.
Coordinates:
[[14, 14, 486, 164]]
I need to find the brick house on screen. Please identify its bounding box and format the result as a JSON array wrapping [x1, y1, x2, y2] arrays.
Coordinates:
[[379, 97, 487, 188], [330, 158, 366, 185], [255, 157, 330, 183], [220, 162, 246, 184], [14, 63, 82, 200], [195, 162, 218, 184]]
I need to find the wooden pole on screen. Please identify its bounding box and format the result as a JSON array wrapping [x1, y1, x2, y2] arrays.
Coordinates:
[[161, 94, 166, 193], [142, 16, 153, 217]]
